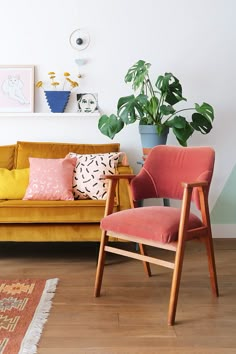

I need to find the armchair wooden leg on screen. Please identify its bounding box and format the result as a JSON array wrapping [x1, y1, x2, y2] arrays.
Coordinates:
[[204, 234, 219, 297], [168, 240, 185, 326], [139, 243, 152, 277], [94, 231, 109, 297]]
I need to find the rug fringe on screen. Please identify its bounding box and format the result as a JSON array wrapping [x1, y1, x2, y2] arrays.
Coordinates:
[[19, 278, 59, 354]]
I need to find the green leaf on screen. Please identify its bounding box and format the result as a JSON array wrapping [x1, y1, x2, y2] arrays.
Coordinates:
[[117, 95, 144, 124], [125, 60, 151, 91], [195, 102, 214, 123], [156, 73, 186, 106], [98, 114, 124, 139], [160, 104, 175, 116], [190, 112, 213, 134], [165, 115, 187, 129], [149, 96, 159, 114], [135, 93, 149, 106], [172, 124, 194, 147], [165, 115, 194, 146]]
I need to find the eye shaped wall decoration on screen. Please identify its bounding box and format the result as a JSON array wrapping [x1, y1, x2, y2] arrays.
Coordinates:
[[69, 29, 90, 51]]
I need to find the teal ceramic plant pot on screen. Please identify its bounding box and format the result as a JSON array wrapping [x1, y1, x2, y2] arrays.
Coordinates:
[[138, 125, 169, 149], [44, 91, 70, 113]]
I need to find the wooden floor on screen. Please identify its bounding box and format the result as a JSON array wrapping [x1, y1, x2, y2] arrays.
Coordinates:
[[0, 239, 235, 354]]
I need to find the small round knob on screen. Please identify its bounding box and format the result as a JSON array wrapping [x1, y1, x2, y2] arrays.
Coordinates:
[[76, 38, 83, 45]]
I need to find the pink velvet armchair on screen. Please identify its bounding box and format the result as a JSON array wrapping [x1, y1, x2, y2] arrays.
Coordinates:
[[94, 145, 219, 325]]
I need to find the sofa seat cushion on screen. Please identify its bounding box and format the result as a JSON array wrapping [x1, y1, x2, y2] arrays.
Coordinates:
[[0, 200, 118, 223]]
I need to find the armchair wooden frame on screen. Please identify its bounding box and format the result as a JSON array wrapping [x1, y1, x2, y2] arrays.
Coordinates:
[[94, 149, 219, 326]]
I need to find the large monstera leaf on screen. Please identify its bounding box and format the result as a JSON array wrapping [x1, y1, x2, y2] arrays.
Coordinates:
[[165, 115, 194, 146], [124, 60, 151, 91], [98, 114, 124, 139], [191, 102, 214, 133], [117, 94, 146, 124], [156, 73, 186, 106]]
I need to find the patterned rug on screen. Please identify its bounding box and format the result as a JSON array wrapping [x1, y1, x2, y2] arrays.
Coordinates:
[[0, 278, 58, 354]]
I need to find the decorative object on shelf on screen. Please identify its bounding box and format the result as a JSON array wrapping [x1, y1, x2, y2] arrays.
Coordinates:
[[98, 60, 215, 147], [75, 58, 86, 66], [77, 93, 98, 113], [0, 65, 34, 113], [69, 28, 90, 51], [36, 71, 81, 113], [44, 90, 71, 113]]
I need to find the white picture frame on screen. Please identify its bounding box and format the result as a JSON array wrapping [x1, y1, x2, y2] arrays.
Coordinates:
[[0, 65, 34, 113]]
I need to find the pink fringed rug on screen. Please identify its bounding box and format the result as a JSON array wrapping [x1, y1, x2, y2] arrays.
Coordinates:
[[0, 278, 58, 354]]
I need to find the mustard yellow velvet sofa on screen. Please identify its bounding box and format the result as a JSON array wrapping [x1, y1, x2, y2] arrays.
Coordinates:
[[0, 141, 132, 242]]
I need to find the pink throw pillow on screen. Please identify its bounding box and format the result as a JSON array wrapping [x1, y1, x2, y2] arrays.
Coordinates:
[[23, 157, 77, 200]]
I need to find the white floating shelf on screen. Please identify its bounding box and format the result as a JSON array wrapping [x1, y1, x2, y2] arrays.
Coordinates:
[[0, 112, 100, 117]]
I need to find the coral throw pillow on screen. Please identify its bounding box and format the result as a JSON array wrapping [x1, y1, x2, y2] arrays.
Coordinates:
[[23, 157, 77, 200], [67, 152, 122, 200], [0, 168, 29, 199]]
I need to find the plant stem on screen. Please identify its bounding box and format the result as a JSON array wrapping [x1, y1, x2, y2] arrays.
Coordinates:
[[146, 76, 155, 97], [166, 107, 195, 121]]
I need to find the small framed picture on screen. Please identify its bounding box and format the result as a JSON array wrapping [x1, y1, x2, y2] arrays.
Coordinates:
[[77, 93, 98, 113], [0, 65, 34, 112]]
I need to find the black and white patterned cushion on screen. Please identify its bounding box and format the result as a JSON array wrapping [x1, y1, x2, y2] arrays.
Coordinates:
[[67, 152, 122, 200]]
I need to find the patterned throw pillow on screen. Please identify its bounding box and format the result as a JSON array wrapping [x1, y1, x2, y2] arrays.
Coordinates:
[[23, 157, 77, 200], [67, 152, 122, 200]]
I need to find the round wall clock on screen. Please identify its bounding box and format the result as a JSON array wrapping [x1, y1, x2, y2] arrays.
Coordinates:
[[69, 29, 90, 51]]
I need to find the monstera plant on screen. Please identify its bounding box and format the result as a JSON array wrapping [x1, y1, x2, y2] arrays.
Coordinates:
[[98, 60, 214, 146]]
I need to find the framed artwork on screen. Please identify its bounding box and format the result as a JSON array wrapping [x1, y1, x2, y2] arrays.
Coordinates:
[[77, 93, 98, 113], [0, 65, 34, 112]]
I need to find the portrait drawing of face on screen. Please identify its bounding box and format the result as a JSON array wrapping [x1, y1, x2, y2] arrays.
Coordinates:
[[77, 93, 98, 113]]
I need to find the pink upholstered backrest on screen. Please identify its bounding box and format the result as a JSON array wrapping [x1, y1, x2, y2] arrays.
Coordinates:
[[131, 145, 215, 209]]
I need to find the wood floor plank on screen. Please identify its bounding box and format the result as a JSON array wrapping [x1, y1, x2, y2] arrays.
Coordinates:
[[0, 239, 235, 353]]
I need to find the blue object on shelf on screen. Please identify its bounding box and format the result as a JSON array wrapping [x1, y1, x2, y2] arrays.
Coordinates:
[[44, 91, 70, 113]]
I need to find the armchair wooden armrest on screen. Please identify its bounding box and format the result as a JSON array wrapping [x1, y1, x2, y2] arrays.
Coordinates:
[[180, 180, 210, 241], [181, 181, 208, 188], [103, 174, 136, 216]]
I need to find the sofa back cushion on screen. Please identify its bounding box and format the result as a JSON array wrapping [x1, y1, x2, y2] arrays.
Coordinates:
[[0, 144, 16, 169], [15, 141, 120, 169]]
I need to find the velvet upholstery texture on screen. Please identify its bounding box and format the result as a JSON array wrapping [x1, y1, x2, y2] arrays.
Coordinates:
[[131, 145, 215, 209], [0, 144, 16, 169], [15, 141, 120, 169], [0, 200, 112, 223], [101, 145, 215, 244], [101, 206, 203, 243], [0, 141, 132, 242]]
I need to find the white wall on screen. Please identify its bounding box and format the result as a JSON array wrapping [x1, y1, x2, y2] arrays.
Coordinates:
[[0, 0, 236, 236]]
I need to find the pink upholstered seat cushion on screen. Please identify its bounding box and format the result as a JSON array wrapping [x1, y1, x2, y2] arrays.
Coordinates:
[[101, 206, 203, 243]]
